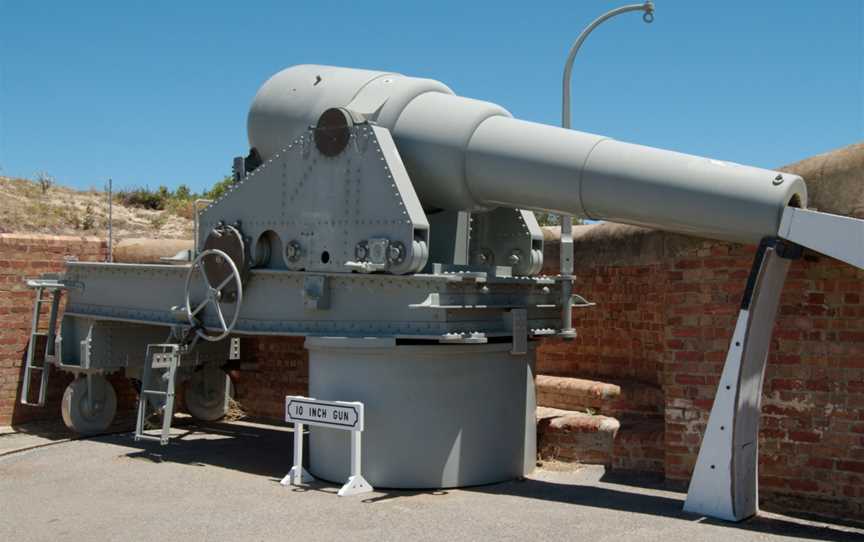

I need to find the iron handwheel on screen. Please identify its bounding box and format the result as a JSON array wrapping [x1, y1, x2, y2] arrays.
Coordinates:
[[184, 248, 243, 342]]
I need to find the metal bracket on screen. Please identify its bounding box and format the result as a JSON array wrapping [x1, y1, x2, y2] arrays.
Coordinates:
[[511, 308, 528, 355], [344, 261, 387, 273], [229, 337, 241, 361], [302, 275, 330, 311], [571, 293, 596, 308], [469, 208, 544, 276], [439, 332, 487, 344]]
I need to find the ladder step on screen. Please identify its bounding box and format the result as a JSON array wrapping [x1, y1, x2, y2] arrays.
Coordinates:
[[134, 433, 169, 443], [135, 343, 181, 446]]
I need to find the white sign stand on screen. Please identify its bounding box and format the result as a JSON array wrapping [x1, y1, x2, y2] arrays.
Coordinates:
[[338, 430, 373, 497], [280, 421, 313, 486], [281, 396, 373, 497]]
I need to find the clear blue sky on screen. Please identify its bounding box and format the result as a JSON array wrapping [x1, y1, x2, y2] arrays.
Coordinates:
[[1, 0, 861, 193]]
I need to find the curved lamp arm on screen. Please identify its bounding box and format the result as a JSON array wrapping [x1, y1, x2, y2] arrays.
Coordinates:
[[562, 1, 654, 129]]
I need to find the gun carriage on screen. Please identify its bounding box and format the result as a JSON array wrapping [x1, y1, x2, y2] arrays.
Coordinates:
[[20, 64, 861, 521]]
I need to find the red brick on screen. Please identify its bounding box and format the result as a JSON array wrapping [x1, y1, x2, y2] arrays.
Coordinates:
[[838, 461, 864, 474], [787, 479, 821, 493], [807, 457, 834, 469], [674, 374, 706, 385]]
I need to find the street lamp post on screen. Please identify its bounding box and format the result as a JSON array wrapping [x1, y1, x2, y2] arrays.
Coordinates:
[[558, 1, 655, 338]]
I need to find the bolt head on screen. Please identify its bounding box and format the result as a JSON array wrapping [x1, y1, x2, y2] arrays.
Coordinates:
[[285, 241, 301, 261], [387, 244, 403, 263]]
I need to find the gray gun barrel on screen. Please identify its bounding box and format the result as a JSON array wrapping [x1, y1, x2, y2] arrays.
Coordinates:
[[248, 65, 806, 244]]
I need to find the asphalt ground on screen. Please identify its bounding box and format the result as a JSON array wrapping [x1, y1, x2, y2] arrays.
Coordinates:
[[0, 420, 861, 542]]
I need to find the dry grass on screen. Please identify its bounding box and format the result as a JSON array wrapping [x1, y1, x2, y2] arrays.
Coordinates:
[[223, 398, 247, 421], [0, 176, 192, 239], [535, 458, 585, 472]]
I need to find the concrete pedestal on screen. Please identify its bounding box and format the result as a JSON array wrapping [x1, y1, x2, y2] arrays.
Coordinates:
[[306, 337, 536, 489]]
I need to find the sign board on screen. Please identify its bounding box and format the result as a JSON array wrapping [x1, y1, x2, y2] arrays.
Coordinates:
[[285, 396, 364, 431], [282, 395, 373, 497]]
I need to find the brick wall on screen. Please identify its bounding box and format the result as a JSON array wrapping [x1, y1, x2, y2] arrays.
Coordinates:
[[232, 337, 308, 421], [538, 264, 666, 386], [664, 240, 864, 520], [0, 234, 110, 425], [538, 225, 864, 521]]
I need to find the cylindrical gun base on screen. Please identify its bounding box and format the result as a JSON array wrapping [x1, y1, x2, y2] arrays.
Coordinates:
[[307, 338, 536, 489]]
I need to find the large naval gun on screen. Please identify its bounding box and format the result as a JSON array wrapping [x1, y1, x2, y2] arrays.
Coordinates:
[[20, 65, 861, 521]]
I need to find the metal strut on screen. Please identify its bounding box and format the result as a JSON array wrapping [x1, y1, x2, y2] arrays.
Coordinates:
[[684, 238, 802, 521]]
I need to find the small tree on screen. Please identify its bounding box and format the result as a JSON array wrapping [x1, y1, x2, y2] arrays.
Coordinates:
[[35, 171, 54, 194], [174, 184, 192, 200], [81, 202, 96, 230]]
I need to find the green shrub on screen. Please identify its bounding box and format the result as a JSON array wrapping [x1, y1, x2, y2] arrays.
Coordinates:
[[113, 174, 231, 218], [204, 175, 237, 201], [174, 184, 192, 200], [115, 186, 167, 210]]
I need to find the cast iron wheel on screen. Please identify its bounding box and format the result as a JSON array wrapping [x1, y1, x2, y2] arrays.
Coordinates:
[[60, 376, 117, 435], [185, 366, 234, 421]]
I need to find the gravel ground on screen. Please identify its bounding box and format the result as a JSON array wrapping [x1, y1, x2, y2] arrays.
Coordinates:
[[0, 420, 861, 542]]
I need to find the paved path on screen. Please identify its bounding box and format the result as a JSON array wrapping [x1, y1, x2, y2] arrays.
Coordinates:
[[0, 420, 861, 542], [0, 422, 73, 454]]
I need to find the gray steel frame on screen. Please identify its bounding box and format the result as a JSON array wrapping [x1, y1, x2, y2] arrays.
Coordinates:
[[59, 262, 562, 347]]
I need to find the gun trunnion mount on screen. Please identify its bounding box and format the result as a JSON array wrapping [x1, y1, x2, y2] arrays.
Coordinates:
[[20, 64, 863, 521]]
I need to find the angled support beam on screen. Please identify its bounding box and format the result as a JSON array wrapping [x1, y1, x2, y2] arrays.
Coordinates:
[[684, 238, 801, 521], [778, 206, 864, 269]]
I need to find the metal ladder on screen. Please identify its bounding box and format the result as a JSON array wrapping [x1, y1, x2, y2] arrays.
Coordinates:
[[20, 279, 65, 407], [134, 343, 181, 445]]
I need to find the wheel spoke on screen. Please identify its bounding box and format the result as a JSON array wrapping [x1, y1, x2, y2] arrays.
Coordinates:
[[198, 263, 213, 289], [191, 297, 209, 317], [214, 301, 228, 332], [217, 274, 235, 291]]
